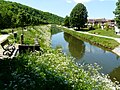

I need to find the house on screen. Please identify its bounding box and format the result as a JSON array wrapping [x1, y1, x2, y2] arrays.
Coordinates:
[[106, 19, 115, 27], [87, 18, 115, 28]]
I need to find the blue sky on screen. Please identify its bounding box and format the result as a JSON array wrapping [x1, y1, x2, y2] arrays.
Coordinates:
[[8, 0, 117, 19]]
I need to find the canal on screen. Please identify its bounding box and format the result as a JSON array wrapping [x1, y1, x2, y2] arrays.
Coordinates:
[[51, 32, 120, 82]]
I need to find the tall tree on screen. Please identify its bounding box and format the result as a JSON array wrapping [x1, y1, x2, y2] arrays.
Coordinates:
[[114, 0, 120, 28], [70, 3, 88, 30], [64, 15, 70, 27]]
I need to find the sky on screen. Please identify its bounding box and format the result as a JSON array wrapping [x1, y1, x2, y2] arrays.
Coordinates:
[[7, 0, 118, 19]]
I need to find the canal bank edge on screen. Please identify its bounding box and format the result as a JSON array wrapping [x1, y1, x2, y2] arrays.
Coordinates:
[[112, 46, 120, 56], [56, 25, 120, 57]]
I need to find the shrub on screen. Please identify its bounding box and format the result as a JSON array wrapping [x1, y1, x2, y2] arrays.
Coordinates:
[[88, 26, 95, 30], [0, 48, 119, 90]]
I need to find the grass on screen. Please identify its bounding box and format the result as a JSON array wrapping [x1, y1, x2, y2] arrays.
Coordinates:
[[0, 28, 21, 34], [0, 49, 119, 90], [0, 24, 120, 89], [59, 26, 119, 50], [88, 28, 120, 38], [8, 25, 51, 49], [0, 29, 12, 34]]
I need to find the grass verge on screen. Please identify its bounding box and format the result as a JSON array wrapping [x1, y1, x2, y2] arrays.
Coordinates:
[[60, 26, 119, 50], [88, 29, 120, 38], [8, 25, 51, 49]]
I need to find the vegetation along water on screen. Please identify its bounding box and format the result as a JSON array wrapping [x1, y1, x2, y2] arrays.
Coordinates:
[[51, 30, 120, 82], [0, 0, 120, 89]]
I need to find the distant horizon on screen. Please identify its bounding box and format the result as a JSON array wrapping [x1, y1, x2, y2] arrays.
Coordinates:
[[7, 0, 117, 19]]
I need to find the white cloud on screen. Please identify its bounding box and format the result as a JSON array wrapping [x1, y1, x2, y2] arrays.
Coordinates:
[[73, 0, 92, 3], [66, 0, 72, 3]]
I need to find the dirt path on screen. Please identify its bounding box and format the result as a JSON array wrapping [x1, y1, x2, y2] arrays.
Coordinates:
[[76, 31, 120, 43], [0, 34, 10, 58], [0, 34, 9, 43], [61, 26, 120, 43]]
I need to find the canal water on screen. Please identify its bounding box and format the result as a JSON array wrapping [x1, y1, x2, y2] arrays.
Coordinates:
[[51, 32, 120, 82]]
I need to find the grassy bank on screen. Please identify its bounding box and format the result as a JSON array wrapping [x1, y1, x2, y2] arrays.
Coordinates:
[[0, 25, 120, 89], [8, 25, 51, 49], [59, 26, 119, 50], [88, 29, 120, 38]]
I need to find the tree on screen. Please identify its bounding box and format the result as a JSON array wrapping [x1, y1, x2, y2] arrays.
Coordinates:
[[70, 3, 88, 30], [0, 1, 64, 29], [17, 11, 27, 27], [114, 0, 120, 28], [64, 15, 70, 27]]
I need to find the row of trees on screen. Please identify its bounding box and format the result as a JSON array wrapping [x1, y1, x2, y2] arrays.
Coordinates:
[[64, 3, 88, 30], [0, 1, 64, 29]]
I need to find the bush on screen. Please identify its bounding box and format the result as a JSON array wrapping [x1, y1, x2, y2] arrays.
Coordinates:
[[88, 26, 95, 30], [0, 48, 119, 90]]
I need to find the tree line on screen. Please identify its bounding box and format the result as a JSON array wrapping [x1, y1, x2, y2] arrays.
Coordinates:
[[0, 1, 64, 29]]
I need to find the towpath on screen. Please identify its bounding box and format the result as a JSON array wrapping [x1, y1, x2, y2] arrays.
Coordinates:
[[0, 34, 9, 42], [0, 34, 10, 58]]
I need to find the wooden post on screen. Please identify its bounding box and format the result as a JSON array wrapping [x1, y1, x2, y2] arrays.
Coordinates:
[[21, 34, 24, 44], [14, 32, 17, 43], [12, 29, 14, 34]]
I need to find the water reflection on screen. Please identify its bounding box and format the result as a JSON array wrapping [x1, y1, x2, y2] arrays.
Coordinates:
[[51, 31, 120, 82], [109, 66, 120, 82], [51, 25, 62, 35], [64, 33, 85, 59]]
